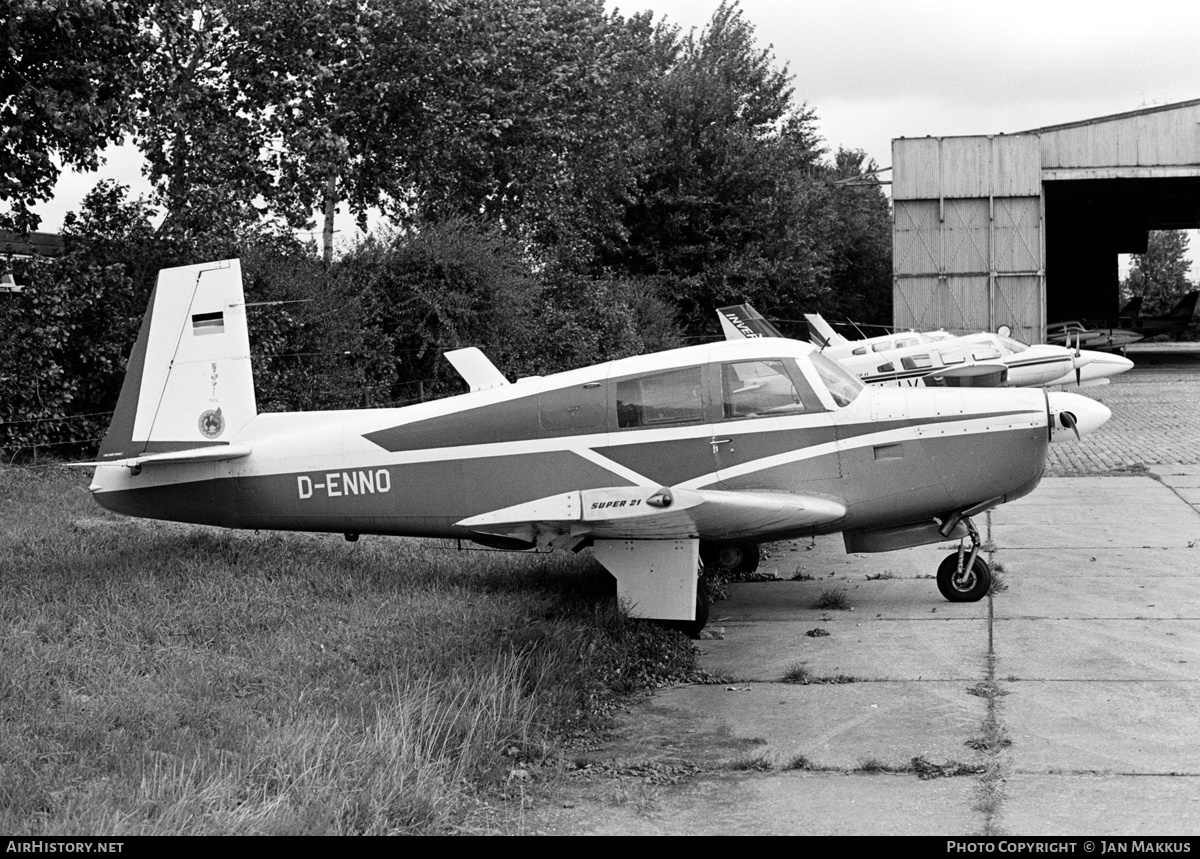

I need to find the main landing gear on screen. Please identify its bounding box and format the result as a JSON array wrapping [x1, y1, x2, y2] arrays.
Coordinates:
[[699, 541, 760, 575], [936, 516, 992, 602]]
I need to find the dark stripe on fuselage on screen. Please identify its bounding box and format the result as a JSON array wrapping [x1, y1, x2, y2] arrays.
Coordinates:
[[95, 449, 636, 537], [363, 390, 545, 452]]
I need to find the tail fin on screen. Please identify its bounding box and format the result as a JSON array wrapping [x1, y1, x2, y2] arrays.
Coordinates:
[[99, 259, 256, 460], [1170, 290, 1199, 319], [802, 313, 849, 348], [716, 303, 785, 339]]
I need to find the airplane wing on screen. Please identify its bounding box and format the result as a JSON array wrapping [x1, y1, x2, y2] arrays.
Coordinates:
[[924, 362, 1009, 387], [457, 485, 846, 547]]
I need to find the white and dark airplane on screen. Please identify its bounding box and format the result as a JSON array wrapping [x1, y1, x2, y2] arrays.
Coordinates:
[[82, 261, 1112, 634], [718, 305, 1133, 390], [1047, 291, 1199, 352]]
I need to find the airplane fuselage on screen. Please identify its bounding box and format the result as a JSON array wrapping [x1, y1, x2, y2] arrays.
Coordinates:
[[92, 339, 1055, 546]]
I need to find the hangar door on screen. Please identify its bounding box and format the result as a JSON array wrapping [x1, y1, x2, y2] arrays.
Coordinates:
[[892, 136, 1045, 341]]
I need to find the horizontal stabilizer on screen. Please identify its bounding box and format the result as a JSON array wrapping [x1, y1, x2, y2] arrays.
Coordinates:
[[457, 485, 846, 545], [69, 443, 253, 470], [444, 347, 510, 392]]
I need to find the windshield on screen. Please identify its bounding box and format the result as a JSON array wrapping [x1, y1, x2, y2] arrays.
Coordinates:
[[808, 350, 865, 408]]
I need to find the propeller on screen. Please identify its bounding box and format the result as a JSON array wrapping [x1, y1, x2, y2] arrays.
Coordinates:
[[1059, 410, 1081, 441], [1069, 331, 1082, 386]]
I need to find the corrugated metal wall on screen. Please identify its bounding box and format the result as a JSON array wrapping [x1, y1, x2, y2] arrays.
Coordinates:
[[892, 100, 1200, 341], [1037, 102, 1200, 169], [892, 135, 1044, 341]]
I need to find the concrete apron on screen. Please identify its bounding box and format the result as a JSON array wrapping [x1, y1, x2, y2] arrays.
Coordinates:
[[531, 471, 1200, 836]]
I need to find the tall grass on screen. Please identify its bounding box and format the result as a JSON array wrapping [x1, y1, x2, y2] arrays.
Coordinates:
[[0, 466, 699, 834]]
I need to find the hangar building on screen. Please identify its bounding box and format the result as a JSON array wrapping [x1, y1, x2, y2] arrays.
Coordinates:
[[891, 98, 1200, 341]]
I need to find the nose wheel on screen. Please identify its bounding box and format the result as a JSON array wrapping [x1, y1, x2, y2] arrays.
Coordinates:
[[936, 517, 991, 602]]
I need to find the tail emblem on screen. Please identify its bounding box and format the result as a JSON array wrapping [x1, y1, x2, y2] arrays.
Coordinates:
[[198, 408, 226, 439]]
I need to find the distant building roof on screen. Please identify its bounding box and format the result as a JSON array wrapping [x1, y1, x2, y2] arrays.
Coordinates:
[[0, 231, 65, 257]]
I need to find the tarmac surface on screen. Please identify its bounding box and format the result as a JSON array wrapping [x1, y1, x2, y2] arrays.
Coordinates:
[[527, 347, 1200, 836]]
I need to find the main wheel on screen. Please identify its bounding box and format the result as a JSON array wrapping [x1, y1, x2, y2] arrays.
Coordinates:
[[936, 552, 991, 602], [700, 541, 760, 575]]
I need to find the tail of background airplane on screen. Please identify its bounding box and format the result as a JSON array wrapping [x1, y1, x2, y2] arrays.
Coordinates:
[[1120, 296, 1142, 318], [98, 259, 257, 460], [716, 304, 785, 339], [802, 313, 849, 348], [1169, 290, 1199, 319]]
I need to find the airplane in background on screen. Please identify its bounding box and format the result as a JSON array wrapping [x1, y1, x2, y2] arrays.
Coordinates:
[[1047, 291, 1199, 352], [78, 261, 1112, 635], [718, 305, 1133, 390], [716, 304, 956, 359]]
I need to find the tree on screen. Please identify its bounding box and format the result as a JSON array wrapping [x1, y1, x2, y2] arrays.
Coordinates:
[[597, 1, 832, 337], [132, 1, 278, 243], [817, 148, 893, 328], [0, 0, 148, 231], [1122, 230, 1194, 316]]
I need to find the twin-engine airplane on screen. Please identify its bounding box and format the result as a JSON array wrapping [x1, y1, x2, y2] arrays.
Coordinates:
[[1047, 290, 1199, 352], [718, 305, 1133, 389], [84, 261, 1112, 634]]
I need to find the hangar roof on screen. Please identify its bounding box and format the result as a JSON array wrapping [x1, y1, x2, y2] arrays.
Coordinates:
[[892, 97, 1200, 196]]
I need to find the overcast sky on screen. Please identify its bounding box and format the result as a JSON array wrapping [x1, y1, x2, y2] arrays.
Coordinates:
[[32, 0, 1200, 271], [618, 0, 1200, 170]]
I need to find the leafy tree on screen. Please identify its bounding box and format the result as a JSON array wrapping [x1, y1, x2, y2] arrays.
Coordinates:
[[0, 183, 158, 457], [1122, 230, 1195, 316], [0, 0, 148, 231], [598, 1, 830, 338], [225, 0, 439, 262], [132, 0, 276, 242], [815, 148, 893, 329], [400, 0, 662, 268]]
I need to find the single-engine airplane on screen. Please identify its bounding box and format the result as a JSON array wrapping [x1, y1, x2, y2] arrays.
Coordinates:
[[83, 261, 1112, 634], [718, 305, 1133, 389]]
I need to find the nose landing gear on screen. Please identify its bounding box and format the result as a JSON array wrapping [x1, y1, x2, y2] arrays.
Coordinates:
[[936, 516, 991, 602]]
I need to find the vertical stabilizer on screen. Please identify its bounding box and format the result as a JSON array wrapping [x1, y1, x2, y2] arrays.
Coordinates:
[[802, 313, 849, 348], [99, 259, 256, 460], [716, 303, 785, 340]]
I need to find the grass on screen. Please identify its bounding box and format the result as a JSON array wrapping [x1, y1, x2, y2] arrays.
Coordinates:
[[814, 587, 851, 610], [0, 466, 701, 835], [781, 662, 859, 685], [781, 662, 812, 684]]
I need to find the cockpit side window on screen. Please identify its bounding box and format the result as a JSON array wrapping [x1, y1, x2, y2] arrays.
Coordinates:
[[808, 351, 865, 408], [615, 366, 703, 429], [719, 360, 813, 419]]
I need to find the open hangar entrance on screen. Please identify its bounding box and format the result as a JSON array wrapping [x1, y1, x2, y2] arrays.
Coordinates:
[[891, 98, 1200, 341], [1045, 175, 1200, 323]]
